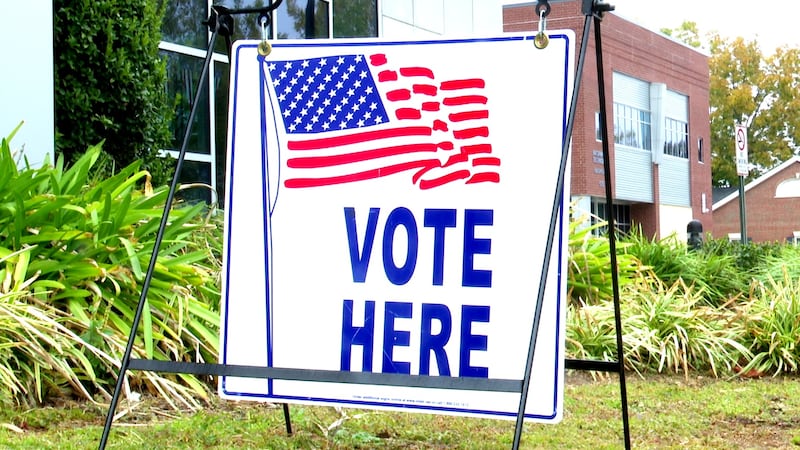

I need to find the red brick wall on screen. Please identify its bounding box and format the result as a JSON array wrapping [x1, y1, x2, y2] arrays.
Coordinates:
[[503, 1, 712, 237], [713, 161, 800, 242]]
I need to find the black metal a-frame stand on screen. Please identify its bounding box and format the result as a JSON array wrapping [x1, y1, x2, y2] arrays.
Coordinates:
[[97, 3, 289, 449], [513, 1, 630, 449], [98, 1, 631, 449]]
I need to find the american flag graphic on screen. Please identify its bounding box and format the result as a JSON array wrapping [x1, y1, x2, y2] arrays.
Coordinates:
[[262, 52, 501, 189]]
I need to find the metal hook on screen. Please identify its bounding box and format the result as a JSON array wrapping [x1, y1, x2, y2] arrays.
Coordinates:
[[534, 8, 549, 49], [535, 0, 551, 18], [258, 14, 272, 56]]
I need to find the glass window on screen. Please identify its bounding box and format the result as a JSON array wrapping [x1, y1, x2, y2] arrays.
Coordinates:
[[176, 160, 213, 204], [591, 200, 632, 236], [163, 51, 211, 154], [664, 117, 688, 158], [277, 0, 331, 39], [214, 61, 229, 207], [697, 137, 703, 162], [333, 0, 378, 38], [613, 102, 651, 150], [210, 1, 276, 53], [595, 111, 602, 141], [161, 0, 208, 49], [776, 178, 800, 198]]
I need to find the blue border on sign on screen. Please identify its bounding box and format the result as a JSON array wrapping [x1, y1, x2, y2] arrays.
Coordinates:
[[220, 34, 572, 421]]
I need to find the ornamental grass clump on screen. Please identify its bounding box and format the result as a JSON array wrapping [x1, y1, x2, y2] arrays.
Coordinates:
[[566, 276, 750, 378], [622, 229, 745, 306], [735, 270, 800, 376], [567, 209, 642, 306], [0, 132, 220, 408], [621, 277, 749, 378]]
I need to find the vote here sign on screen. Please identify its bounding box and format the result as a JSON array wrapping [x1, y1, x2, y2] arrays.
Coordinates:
[[219, 32, 574, 423]]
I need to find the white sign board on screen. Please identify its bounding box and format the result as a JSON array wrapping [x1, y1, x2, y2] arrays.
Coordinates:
[[220, 32, 574, 423], [735, 123, 749, 176]]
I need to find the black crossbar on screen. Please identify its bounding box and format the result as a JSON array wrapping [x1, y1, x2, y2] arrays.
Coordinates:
[[564, 359, 620, 372], [128, 359, 523, 392]]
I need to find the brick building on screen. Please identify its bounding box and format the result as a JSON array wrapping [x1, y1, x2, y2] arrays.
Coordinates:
[[713, 156, 800, 243], [504, 1, 712, 240]]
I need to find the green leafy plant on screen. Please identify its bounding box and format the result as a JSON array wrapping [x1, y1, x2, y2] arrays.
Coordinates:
[[53, 0, 174, 184], [0, 134, 220, 408], [622, 230, 745, 306], [702, 238, 784, 279], [622, 278, 749, 378], [567, 275, 750, 378], [566, 300, 617, 363], [567, 208, 642, 305], [736, 271, 800, 376]]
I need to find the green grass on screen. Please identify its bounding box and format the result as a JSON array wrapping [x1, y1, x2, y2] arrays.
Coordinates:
[[1, 373, 799, 449]]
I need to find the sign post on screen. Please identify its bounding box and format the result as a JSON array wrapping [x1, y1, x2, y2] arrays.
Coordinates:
[[735, 123, 748, 243], [220, 33, 574, 423]]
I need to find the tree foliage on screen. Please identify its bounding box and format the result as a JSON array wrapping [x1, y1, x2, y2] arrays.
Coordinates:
[[54, 0, 174, 183], [660, 21, 702, 49], [708, 35, 800, 187], [664, 22, 800, 187]]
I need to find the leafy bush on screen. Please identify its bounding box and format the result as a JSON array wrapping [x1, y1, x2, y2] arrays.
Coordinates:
[[701, 238, 785, 278], [53, 0, 174, 184], [622, 278, 749, 377], [621, 230, 745, 306], [0, 134, 219, 408], [736, 271, 800, 376], [751, 244, 800, 283], [568, 278, 750, 378], [567, 209, 642, 305]]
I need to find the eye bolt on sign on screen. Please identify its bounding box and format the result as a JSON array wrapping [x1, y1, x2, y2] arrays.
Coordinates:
[[220, 31, 574, 423]]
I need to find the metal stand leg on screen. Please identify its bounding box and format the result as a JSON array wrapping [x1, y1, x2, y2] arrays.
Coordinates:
[[98, 3, 287, 448], [512, 1, 630, 449]]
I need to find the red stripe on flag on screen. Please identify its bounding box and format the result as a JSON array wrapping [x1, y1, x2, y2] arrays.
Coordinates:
[[449, 110, 489, 122], [445, 153, 469, 166], [461, 144, 493, 154], [399, 67, 434, 78], [454, 127, 489, 140], [472, 157, 501, 167], [287, 126, 432, 151], [396, 108, 422, 120], [433, 120, 448, 132], [285, 159, 439, 188], [287, 143, 441, 168], [419, 170, 471, 189], [386, 89, 411, 101], [413, 84, 438, 96], [369, 54, 388, 66], [422, 102, 440, 111], [443, 95, 488, 106], [467, 172, 500, 184], [378, 70, 398, 82], [440, 79, 486, 90]]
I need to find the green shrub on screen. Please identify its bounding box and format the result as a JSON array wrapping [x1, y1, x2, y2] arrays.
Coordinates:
[[751, 244, 800, 283], [736, 271, 800, 376], [567, 209, 642, 305], [622, 230, 745, 306], [567, 278, 750, 378], [53, 0, 174, 184], [0, 134, 219, 408], [622, 278, 749, 377]]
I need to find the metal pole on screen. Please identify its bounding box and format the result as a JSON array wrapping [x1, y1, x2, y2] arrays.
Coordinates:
[[98, 26, 221, 450], [593, 10, 631, 450], [511, 10, 593, 450], [738, 175, 747, 243]]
